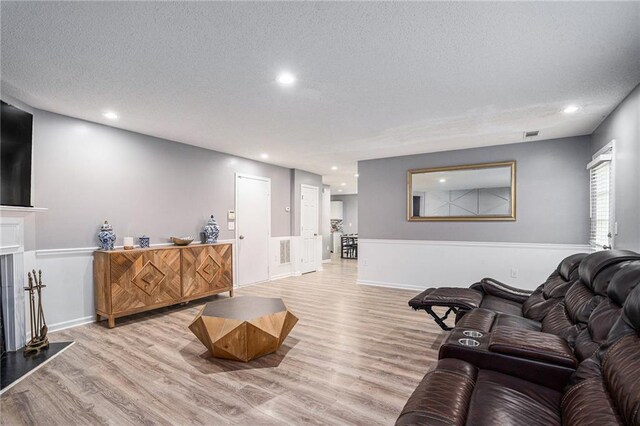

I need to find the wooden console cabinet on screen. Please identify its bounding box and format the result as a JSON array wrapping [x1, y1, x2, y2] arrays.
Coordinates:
[[94, 243, 233, 328]]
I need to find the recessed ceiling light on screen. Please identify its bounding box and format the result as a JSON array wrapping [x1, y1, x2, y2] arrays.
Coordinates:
[[354, 174, 359, 178], [260, 153, 269, 159], [341, 182, 346, 186], [338, 189, 343, 192], [439, 178, 446, 183], [102, 111, 118, 120], [331, 166, 338, 171], [563, 105, 580, 114], [276, 72, 296, 86]]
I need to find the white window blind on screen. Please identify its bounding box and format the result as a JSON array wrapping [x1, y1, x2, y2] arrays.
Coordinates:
[[589, 159, 612, 249]]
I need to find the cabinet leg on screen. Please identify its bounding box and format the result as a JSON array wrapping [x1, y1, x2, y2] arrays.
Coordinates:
[[230, 288, 234, 297], [108, 316, 116, 328], [96, 313, 101, 322]]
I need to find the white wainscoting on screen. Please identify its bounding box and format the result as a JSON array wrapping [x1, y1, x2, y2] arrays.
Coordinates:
[[269, 236, 294, 280], [34, 247, 95, 333], [269, 235, 325, 281], [316, 237, 324, 272], [358, 239, 591, 291]]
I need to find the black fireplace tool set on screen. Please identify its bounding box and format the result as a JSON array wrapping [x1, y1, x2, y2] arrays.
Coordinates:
[[24, 269, 48, 354]]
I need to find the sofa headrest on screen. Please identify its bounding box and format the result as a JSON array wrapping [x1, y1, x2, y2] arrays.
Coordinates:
[[557, 253, 588, 281], [592, 261, 635, 296], [607, 262, 640, 306], [599, 283, 640, 355], [623, 280, 640, 332], [578, 250, 640, 290]]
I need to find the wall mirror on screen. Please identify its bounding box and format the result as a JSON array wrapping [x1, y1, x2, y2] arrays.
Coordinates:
[[407, 161, 516, 221]]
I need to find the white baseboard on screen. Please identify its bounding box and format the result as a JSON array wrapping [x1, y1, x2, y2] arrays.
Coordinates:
[[322, 259, 332, 263], [48, 315, 95, 334], [269, 272, 293, 281], [358, 239, 591, 291], [237, 279, 270, 288], [357, 279, 426, 291]]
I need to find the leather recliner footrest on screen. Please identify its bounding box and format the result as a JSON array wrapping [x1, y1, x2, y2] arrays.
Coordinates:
[[409, 287, 484, 330], [409, 287, 484, 311]]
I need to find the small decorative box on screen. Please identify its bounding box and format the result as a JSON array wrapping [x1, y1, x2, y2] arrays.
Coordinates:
[[138, 235, 150, 249]]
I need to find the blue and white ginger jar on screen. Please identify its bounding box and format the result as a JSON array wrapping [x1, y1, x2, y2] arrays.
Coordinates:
[[203, 215, 220, 244], [98, 220, 116, 250]]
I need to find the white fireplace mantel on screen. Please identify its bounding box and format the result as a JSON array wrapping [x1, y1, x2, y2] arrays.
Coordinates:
[[0, 205, 48, 217], [1, 205, 46, 351]]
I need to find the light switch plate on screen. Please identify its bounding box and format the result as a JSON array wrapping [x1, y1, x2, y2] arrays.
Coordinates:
[[228, 222, 235, 231]]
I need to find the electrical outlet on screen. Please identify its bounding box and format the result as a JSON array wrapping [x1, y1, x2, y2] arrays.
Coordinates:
[[510, 268, 518, 278], [363, 259, 368, 266]]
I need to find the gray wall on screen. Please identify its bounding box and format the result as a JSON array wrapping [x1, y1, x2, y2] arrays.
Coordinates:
[[591, 83, 640, 251], [358, 136, 591, 243], [331, 194, 358, 234], [31, 109, 294, 249], [290, 169, 323, 237]]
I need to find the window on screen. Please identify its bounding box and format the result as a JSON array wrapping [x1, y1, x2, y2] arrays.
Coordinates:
[[588, 143, 614, 250]]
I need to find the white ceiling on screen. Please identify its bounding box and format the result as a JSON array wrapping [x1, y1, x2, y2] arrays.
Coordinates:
[[2, 2, 639, 195]]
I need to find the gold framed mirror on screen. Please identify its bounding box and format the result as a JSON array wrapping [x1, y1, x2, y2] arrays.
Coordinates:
[[407, 161, 516, 221]]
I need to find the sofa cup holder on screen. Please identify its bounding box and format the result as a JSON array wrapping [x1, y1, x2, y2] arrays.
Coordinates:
[[458, 338, 480, 347], [462, 330, 483, 338]]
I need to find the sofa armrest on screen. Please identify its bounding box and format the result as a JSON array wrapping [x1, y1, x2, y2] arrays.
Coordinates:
[[396, 359, 477, 426], [489, 326, 577, 368], [470, 278, 532, 304], [454, 308, 497, 333], [439, 328, 575, 390]]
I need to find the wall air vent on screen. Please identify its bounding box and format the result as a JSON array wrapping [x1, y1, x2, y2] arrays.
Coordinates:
[[523, 130, 540, 138], [279, 239, 291, 265]]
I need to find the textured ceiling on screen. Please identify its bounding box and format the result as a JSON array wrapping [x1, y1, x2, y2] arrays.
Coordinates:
[[2, 2, 639, 194]]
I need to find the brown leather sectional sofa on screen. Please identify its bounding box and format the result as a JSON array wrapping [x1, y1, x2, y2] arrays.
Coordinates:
[[398, 250, 640, 425]]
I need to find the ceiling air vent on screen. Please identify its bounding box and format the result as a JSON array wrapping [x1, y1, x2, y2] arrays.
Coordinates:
[[523, 130, 539, 138]]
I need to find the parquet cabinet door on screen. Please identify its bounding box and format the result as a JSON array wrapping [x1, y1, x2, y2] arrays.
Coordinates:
[[182, 244, 233, 297], [110, 249, 181, 313]]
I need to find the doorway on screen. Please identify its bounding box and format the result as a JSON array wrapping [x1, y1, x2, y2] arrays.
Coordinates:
[[236, 174, 271, 286], [300, 184, 319, 274]]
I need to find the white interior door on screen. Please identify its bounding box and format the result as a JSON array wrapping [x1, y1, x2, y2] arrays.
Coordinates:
[[236, 174, 270, 286], [300, 184, 319, 274]]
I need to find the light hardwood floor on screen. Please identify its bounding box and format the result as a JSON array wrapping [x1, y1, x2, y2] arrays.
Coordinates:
[[1, 259, 444, 425]]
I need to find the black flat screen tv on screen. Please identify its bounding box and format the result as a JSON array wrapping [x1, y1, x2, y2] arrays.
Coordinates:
[[1, 100, 33, 207]]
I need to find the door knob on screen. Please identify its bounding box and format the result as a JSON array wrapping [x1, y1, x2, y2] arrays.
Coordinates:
[[239, 235, 245, 240], [314, 233, 318, 236]]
